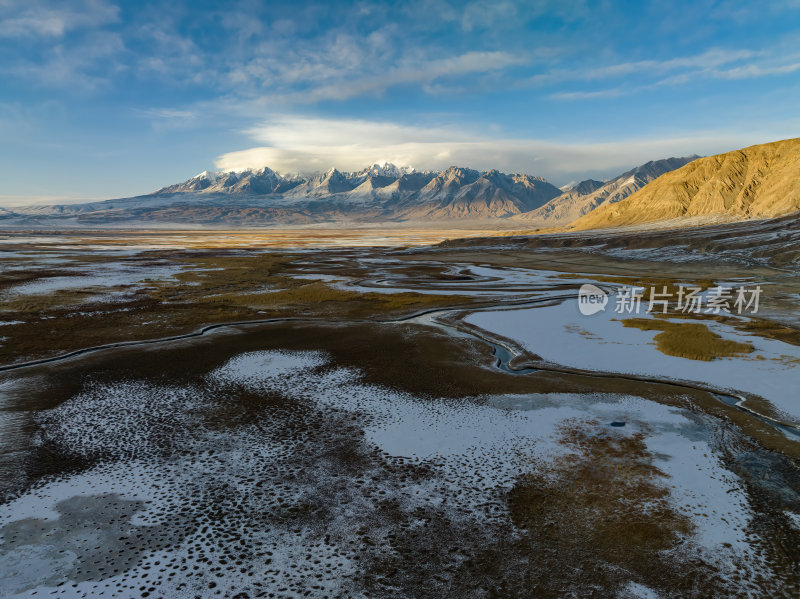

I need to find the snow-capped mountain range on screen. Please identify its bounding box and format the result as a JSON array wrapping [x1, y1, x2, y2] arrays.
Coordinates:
[[2, 159, 698, 228], [156, 163, 420, 197]]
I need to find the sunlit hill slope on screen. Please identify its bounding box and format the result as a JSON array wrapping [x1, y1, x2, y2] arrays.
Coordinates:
[[571, 138, 800, 230]]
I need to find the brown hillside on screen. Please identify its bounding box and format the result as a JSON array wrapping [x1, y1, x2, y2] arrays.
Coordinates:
[[571, 138, 800, 230]]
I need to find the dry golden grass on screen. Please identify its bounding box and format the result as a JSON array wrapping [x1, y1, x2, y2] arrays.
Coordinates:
[[734, 317, 800, 347], [507, 420, 705, 595], [620, 318, 754, 360], [572, 137, 800, 230], [632, 309, 800, 349], [200, 280, 458, 313], [147, 254, 289, 302], [1, 290, 97, 312]]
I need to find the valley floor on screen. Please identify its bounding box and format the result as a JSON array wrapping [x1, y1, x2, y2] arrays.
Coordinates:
[[0, 226, 798, 598]]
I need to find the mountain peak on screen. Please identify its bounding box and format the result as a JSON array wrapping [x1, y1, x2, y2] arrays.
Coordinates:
[[570, 179, 605, 196], [354, 162, 416, 179], [440, 166, 480, 180]]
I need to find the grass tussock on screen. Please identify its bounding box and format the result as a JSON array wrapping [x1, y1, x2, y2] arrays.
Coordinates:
[[507, 420, 706, 595], [218, 281, 456, 310], [148, 254, 289, 302], [734, 317, 800, 347], [1, 290, 96, 312], [620, 318, 754, 360]]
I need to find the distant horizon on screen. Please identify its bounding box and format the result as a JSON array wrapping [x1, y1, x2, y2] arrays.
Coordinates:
[[2, 134, 778, 208], [1, 149, 707, 208]]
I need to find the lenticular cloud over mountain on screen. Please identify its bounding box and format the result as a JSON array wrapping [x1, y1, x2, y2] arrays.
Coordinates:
[[214, 115, 754, 184]]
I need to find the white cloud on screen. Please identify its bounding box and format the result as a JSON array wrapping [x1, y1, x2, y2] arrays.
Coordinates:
[[145, 109, 198, 120], [231, 48, 529, 104], [0, 0, 119, 38], [2, 30, 124, 89], [542, 49, 800, 100], [526, 48, 756, 87], [462, 1, 518, 32], [214, 115, 761, 184], [712, 61, 800, 79], [309, 50, 527, 102], [549, 88, 628, 100]]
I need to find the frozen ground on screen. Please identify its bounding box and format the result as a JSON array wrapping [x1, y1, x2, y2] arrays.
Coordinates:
[[0, 350, 766, 597], [3, 262, 184, 298], [464, 299, 800, 422], [287, 263, 600, 298]]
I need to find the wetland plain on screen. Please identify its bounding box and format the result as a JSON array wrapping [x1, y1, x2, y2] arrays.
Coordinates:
[[0, 228, 798, 598]]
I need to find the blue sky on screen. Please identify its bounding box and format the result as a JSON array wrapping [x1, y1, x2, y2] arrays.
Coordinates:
[[2, 0, 800, 203]]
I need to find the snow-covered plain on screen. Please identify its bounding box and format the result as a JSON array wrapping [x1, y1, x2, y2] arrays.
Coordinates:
[[464, 298, 800, 422], [0, 350, 762, 597]]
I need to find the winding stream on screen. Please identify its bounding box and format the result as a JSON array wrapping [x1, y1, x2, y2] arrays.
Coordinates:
[[2, 270, 797, 443]]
